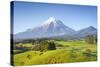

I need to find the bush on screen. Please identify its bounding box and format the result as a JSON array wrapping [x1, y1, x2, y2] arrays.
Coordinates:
[[83, 48, 92, 57], [27, 54, 32, 59], [56, 43, 64, 47]]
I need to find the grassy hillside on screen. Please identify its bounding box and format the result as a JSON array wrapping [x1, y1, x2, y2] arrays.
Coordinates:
[[13, 40, 97, 66]]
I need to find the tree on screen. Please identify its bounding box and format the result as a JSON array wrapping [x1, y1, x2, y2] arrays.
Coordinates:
[[32, 40, 48, 51], [32, 40, 56, 51], [48, 41, 56, 50], [40, 41, 48, 52], [85, 35, 96, 44]]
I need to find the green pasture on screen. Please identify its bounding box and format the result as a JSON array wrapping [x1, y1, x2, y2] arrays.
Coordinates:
[[13, 40, 97, 66]]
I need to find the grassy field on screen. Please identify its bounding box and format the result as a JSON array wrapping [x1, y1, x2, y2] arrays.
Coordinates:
[[13, 40, 97, 66]]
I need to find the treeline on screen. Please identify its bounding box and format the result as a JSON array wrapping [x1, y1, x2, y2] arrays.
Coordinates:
[[14, 39, 56, 52]]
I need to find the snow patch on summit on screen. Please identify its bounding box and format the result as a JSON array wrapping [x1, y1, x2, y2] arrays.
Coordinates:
[[42, 16, 58, 25]]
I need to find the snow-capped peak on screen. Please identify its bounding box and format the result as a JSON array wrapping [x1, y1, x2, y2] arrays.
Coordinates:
[[42, 16, 58, 25]]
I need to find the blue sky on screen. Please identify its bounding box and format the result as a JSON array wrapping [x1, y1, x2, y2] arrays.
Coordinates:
[[12, 1, 97, 34]]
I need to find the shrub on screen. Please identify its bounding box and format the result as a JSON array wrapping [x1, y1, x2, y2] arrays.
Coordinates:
[[56, 43, 64, 47], [27, 54, 31, 59], [39, 52, 43, 56], [83, 48, 92, 57]]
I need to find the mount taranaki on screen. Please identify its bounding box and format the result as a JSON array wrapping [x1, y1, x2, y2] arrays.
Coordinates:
[[14, 17, 97, 39]]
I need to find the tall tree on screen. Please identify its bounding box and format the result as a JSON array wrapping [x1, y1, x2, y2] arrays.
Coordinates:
[[85, 35, 96, 44]]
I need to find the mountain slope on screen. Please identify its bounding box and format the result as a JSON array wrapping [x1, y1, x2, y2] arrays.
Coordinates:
[[76, 26, 97, 38], [58, 26, 97, 40], [14, 17, 76, 39]]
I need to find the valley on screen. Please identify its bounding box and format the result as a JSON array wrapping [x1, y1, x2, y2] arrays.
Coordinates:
[[13, 39, 97, 66]]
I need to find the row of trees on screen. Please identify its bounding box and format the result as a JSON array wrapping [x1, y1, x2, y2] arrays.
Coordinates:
[[14, 39, 56, 52]]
